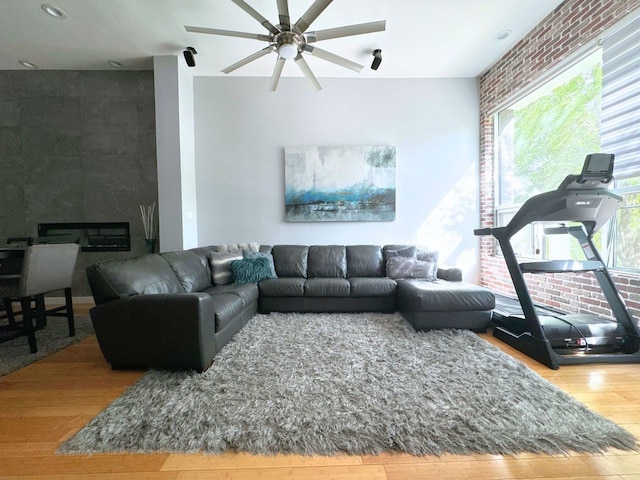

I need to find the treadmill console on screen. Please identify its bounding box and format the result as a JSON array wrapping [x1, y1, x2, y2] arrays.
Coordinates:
[[557, 153, 615, 190]]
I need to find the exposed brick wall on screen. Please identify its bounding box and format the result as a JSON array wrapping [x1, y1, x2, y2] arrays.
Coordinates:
[[478, 0, 640, 319]]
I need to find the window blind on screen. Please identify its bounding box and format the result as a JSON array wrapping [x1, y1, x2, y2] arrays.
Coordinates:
[[601, 14, 640, 180]]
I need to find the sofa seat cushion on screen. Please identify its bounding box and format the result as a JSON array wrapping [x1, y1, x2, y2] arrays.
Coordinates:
[[209, 293, 247, 332], [349, 277, 397, 297], [202, 283, 259, 305], [397, 280, 495, 312], [259, 277, 305, 297], [304, 278, 350, 297]]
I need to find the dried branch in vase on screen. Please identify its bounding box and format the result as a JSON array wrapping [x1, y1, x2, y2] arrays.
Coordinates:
[[139, 202, 156, 240]]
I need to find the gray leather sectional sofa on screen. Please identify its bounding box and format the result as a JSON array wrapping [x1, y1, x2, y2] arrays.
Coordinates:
[[86, 244, 495, 371]]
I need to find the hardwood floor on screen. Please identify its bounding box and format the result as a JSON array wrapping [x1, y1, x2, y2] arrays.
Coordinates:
[[1, 305, 639, 479]]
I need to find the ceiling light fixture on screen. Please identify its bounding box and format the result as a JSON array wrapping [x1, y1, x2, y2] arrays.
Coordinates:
[[41, 3, 67, 19], [108, 60, 124, 68], [278, 43, 298, 60], [276, 32, 300, 60], [497, 29, 512, 40], [19, 60, 39, 69]]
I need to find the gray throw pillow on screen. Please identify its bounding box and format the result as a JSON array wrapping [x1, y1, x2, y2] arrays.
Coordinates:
[[209, 251, 243, 285], [386, 256, 436, 280], [384, 246, 417, 261], [416, 247, 439, 273]]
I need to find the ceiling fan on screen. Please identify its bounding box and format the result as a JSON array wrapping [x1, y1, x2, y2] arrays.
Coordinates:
[[185, 0, 386, 91]]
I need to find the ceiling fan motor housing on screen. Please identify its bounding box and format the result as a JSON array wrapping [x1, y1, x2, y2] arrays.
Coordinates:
[[275, 31, 303, 59]]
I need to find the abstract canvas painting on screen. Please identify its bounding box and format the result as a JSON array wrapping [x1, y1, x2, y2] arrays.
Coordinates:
[[285, 146, 396, 222]]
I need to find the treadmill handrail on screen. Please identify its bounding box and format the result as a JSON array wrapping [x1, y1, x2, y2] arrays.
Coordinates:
[[519, 260, 605, 273]]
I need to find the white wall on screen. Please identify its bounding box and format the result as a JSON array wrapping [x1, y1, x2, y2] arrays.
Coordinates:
[[153, 56, 198, 251], [193, 76, 480, 280]]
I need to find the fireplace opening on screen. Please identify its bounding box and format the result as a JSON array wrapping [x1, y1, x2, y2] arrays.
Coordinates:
[[37, 222, 130, 252]]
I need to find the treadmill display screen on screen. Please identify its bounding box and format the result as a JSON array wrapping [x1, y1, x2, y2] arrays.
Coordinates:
[[583, 153, 614, 176]]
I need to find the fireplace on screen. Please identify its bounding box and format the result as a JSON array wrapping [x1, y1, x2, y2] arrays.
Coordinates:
[[37, 222, 130, 252]]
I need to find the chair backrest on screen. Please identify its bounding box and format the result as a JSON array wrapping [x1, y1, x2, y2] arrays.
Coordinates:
[[19, 243, 80, 297]]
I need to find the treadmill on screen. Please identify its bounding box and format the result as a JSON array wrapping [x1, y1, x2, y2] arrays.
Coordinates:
[[475, 153, 640, 369]]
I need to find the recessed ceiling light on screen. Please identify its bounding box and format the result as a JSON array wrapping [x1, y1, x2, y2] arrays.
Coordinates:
[[497, 30, 512, 41], [41, 3, 67, 19], [108, 60, 124, 68], [19, 60, 39, 69]]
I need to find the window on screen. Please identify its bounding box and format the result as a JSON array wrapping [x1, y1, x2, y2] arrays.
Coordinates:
[[601, 15, 640, 271], [495, 50, 603, 259], [494, 15, 640, 271]]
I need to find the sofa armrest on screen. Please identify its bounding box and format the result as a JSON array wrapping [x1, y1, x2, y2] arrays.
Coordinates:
[[90, 293, 217, 371], [437, 265, 462, 282]]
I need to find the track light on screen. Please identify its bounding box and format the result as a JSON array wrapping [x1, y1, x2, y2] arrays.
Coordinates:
[[371, 49, 382, 70], [183, 47, 197, 67]]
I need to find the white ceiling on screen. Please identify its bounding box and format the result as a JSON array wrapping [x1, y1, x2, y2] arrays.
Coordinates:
[[0, 0, 564, 78]]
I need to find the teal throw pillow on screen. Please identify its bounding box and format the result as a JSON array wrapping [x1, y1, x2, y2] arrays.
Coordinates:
[[243, 250, 277, 278], [230, 256, 277, 284]]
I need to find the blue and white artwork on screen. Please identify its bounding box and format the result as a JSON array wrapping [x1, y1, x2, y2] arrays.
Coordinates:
[[284, 146, 396, 222]]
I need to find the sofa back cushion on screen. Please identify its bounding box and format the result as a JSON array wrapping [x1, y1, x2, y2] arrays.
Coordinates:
[[161, 250, 211, 292], [86, 254, 185, 305], [346, 245, 384, 277], [271, 245, 308, 278], [308, 245, 346, 278]]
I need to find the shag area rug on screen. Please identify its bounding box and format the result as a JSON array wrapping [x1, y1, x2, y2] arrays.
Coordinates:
[[0, 315, 94, 377], [59, 312, 637, 456]]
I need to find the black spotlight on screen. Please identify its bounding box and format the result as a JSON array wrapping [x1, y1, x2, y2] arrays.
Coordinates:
[[183, 47, 197, 67], [371, 49, 382, 70]]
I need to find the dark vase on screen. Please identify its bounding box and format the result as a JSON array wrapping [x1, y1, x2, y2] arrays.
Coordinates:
[[145, 238, 156, 254]]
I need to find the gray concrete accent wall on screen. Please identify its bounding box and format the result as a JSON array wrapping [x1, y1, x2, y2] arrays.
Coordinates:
[[0, 71, 158, 297]]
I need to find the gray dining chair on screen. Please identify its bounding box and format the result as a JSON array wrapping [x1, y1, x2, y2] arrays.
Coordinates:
[[0, 243, 80, 353]]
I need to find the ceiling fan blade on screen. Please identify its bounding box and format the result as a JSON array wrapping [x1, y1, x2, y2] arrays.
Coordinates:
[[268, 57, 286, 92], [221, 46, 273, 74], [293, 0, 333, 33], [304, 46, 363, 73], [276, 0, 290, 30], [185, 26, 271, 42], [294, 54, 322, 91], [230, 0, 279, 35], [306, 20, 386, 43]]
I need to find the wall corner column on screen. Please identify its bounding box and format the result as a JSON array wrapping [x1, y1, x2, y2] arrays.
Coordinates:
[[153, 55, 198, 251]]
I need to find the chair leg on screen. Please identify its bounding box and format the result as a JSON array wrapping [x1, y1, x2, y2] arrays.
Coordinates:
[[35, 294, 46, 329], [3, 298, 15, 326], [20, 297, 37, 353], [65, 288, 75, 337]]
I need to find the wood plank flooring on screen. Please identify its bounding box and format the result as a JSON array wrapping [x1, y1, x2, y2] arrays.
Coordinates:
[[1, 305, 639, 479]]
